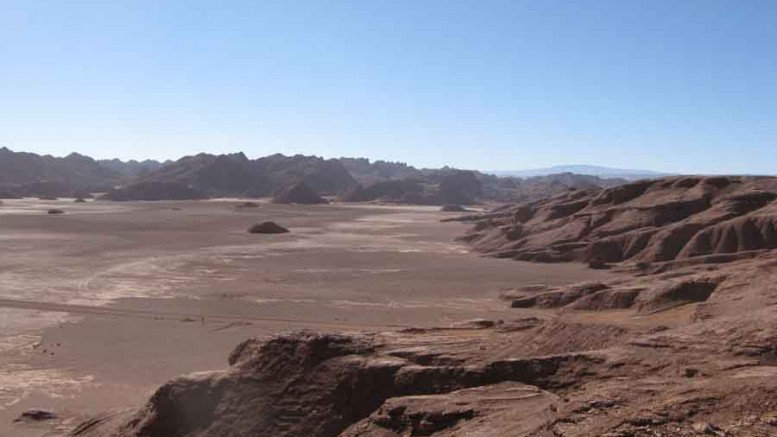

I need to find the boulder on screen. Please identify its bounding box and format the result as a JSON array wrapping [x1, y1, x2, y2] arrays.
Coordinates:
[[248, 222, 289, 234], [235, 201, 260, 208], [440, 204, 468, 212], [14, 409, 57, 422]]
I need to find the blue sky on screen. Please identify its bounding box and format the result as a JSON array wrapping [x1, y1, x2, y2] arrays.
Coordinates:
[[2, 0, 777, 173]]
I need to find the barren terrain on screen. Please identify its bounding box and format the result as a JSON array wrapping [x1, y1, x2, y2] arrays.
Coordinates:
[[0, 199, 606, 436], [63, 177, 777, 437]]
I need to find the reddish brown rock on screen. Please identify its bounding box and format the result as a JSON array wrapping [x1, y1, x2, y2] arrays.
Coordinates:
[[440, 204, 468, 213], [459, 176, 777, 269], [247, 222, 289, 234], [235, 201, 260, 208]]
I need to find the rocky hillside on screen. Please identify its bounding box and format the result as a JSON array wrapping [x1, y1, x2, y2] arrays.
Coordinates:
[[98, 158, 168, 178], [339, 170, 483, 205], [0, 148, 357, 200], [477, 172, 627, 203], [255, 154, 356, 196], [136, 153, 272, 197], [457, 176, 777, 271], [0, 148, 120, 196], [0, 147, 626, 202], [105, 153, 356, 199], [338, 158, 422, 185], [339, 158, 624, 205]]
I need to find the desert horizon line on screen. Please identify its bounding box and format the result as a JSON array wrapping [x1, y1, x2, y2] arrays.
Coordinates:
[[0, 144, 703, 177]]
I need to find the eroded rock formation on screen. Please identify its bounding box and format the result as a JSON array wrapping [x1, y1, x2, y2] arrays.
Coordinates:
[[457, 176, 777, 270], [73, 251, 777, 435]]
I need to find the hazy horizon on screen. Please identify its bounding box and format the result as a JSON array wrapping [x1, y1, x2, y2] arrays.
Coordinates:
[[3, 1, 777, 174], [1, 144, 682, 176]]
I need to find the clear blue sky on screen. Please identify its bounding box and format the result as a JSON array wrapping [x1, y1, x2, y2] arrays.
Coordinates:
[[2, 0, 777, 174]]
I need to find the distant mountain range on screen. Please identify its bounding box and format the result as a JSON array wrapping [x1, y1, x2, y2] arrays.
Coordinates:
[[98, 158, 171, 178], [491, 165, 671, 180], [0, 147, 633, 203]]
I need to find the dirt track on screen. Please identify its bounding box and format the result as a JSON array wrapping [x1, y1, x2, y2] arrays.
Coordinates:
[[0, 199, 609, 436]]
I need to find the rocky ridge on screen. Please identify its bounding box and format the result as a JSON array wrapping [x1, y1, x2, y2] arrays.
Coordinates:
[[457, 176, 777, 271]]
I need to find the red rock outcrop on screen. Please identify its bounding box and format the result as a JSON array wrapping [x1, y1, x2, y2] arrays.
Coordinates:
[[458, 176, 777, 269]]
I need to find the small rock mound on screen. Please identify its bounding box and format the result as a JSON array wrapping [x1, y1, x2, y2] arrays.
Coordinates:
[[247, 221, 289, 234], [272, 181, 329, 205], [47, 209, 65, 215], [74, 198, 87, 203], [440, 204, 468, 212], [235, 201, 260, 208], [15, 409, 57, 422]]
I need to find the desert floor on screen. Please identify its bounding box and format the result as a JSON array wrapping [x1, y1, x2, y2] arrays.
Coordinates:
[[0, 199, 610, 436]]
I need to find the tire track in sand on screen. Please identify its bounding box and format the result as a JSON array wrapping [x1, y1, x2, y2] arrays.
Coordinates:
[[0, 298, 406, 330]]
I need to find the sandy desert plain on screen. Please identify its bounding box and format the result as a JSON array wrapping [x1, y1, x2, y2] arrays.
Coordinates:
[[0, 198, 607, 436]]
